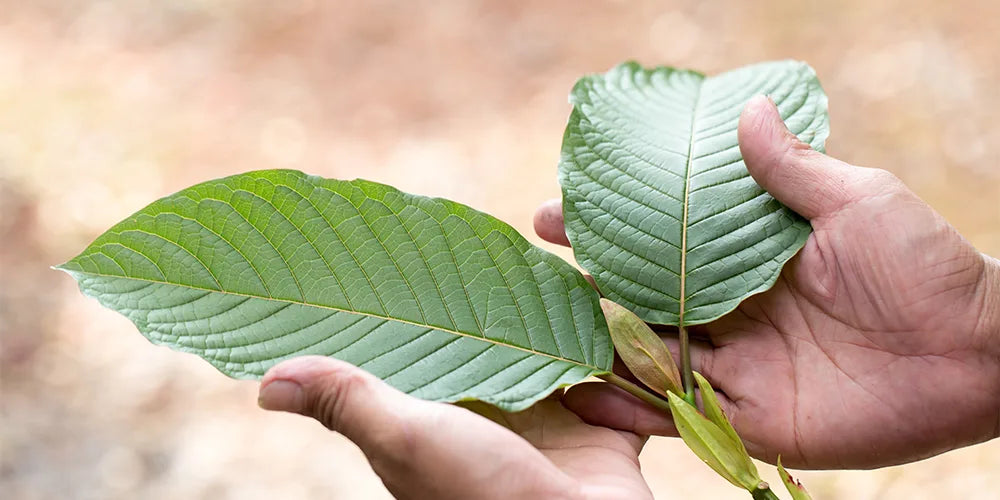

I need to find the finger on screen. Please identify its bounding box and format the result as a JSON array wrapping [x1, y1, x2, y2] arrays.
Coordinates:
[[563, 382, 678, 436], [612, 428, 649, 458], [562, 377, 740, 438], [533, 198, 571, 246], [259, 356, 571, 498], [258, 356, 423, 457], [566, 338, 719, 436], [656, 334, 717, 376], [738, 95, 856, 220]]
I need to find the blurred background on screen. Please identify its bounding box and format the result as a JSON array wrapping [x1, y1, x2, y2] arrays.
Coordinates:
[[2, 1, 999, 498]]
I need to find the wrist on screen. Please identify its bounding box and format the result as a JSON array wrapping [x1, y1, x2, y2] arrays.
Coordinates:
[[978, 253, 1000, 442], [976, 254, 1000, 357]]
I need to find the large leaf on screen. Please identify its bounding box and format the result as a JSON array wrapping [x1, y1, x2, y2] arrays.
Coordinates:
[[559, 60, 829, 325], [58, 170, 612, 411]]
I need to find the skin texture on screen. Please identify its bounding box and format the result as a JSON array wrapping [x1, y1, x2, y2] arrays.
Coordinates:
[[547, 95, 1000, 470], [257, 95, 1000, 496], [258, 356, 652, 500]]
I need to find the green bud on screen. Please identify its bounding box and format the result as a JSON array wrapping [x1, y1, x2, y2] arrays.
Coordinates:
[[667, 392, 762, 491], [777, 456, 813, 500], [693, 371, 747, 457], [600, 298, 682, 397]]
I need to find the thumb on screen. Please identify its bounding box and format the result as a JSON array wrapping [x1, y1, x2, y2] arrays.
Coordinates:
[[738, 95, 855, 220], [258, 356, 418, 458], [257, 356, 570, 499], [258, 356, 453, 496]]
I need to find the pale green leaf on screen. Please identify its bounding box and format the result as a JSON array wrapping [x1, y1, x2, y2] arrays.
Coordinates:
[[694, 371, 746, 457], [559, 60, 828, 325], [58, 170, 612, 411], [667, 392, 762, 491]]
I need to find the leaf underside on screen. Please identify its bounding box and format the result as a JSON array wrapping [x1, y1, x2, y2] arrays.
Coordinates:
[[59, 170, 612, 411], [559, 60, 829, 325]]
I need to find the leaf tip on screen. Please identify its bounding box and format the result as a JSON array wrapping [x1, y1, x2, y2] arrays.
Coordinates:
[[777, 455, 812, 500], [598, 297, 620, 316], [52, 259, 85, 278]]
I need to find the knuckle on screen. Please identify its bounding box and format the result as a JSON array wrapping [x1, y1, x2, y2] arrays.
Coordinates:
[[306, 363, 417, 463], [866, 167, 901, 186], [309, 364, 371, 432], [854, 167, 909, 201], [767, 134, 824, 184]]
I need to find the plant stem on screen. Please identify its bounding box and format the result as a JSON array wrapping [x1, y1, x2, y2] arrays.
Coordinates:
[[598, 373, 672, 414], [679, 324, 696, 406], [750, 485, 780, 500]]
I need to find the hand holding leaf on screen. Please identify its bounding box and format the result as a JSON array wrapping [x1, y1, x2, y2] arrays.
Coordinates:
[[60, 59, 1000, 497]]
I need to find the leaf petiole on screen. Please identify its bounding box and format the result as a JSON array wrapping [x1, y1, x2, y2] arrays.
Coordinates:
[[751, 484, 780, 500], [679, 325, 696, 406], [598, 373, 672, 414]]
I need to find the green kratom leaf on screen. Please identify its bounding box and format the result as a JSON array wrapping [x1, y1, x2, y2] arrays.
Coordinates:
[[694, 371, 746, 456], [777, 457, 812, 500], [600, 298, 681, 396], [57, 170, 612, 411], [559, 60, 828, 325], [667, 392, 762, 491]]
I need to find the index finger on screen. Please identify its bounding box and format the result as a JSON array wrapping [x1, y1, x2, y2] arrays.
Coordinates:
[[533, 198, 571, 247]]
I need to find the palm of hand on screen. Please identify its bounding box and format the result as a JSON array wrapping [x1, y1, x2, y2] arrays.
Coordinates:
[[700, 174, 997, 468], [460, 398, 651, 500]]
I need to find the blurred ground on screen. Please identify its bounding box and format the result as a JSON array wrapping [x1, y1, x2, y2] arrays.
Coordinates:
[[2, 1, 999, 499]]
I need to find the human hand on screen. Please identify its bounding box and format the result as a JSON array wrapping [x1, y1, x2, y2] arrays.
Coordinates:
[[257, 356, 652, 499], [535, 95, 1000, 470]]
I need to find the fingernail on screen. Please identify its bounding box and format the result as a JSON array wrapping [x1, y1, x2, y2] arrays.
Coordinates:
[[258, 379, 304, 412]]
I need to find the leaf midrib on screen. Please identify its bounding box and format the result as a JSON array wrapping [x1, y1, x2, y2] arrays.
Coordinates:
[[678, 78, 705, 326], [60, 268, 605, 370]]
